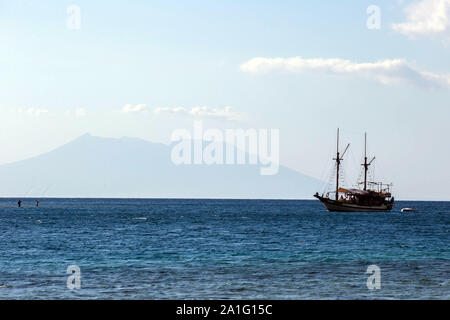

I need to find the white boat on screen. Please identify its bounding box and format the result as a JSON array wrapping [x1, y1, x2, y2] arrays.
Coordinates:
[[401, 208, 417, 212]]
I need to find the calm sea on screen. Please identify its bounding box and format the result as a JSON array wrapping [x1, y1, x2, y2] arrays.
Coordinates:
[[0, 198, 448, 299]]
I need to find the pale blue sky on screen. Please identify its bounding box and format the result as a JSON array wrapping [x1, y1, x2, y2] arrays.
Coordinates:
[[1, 0, 450, 199]]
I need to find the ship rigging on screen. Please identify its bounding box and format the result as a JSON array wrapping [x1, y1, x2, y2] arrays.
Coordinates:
[[314, 129, 394, 212]]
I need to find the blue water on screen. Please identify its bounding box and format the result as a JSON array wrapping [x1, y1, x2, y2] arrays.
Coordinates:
[[0, 198, 448, 299]]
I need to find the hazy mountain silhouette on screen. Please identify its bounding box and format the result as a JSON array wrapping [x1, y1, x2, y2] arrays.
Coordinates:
[[0, 133, 322, 199]]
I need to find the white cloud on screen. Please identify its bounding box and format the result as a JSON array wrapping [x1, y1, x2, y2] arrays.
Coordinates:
[[16, 107, 49, 117], [121, 104, 147, 113], [240, 56, 450, 88], [153, 106, 243, 121], [392, 0, 450, 37]]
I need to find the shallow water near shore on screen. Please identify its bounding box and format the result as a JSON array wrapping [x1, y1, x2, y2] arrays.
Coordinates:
[[0, 198, 448, 299]]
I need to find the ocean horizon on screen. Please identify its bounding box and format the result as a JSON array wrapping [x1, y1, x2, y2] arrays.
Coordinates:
[[3, 197, 449, 201], [1, 198, 448, 299]]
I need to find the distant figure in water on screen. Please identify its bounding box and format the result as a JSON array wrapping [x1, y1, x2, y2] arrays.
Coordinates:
[[36, 200, 39, 207], [18, 200, 22, 208]]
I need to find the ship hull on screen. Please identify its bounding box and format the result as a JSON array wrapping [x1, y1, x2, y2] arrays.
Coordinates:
[[314, 195, 393, 212]]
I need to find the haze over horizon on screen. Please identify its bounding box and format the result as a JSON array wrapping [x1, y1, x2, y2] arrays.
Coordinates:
[[0, 132, 443, 201], [0, 132, 322, 199], [1, 0, 450, 200]]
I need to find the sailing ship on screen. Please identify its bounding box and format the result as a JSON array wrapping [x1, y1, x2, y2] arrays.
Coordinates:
[[314, 129, 394, 212]]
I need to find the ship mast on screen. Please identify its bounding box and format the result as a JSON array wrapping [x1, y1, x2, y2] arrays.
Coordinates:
[[362, 132, 375, 191], [364, 133, 367, 190], [333, 129, 350, 200], [335, 129, 340, 200]]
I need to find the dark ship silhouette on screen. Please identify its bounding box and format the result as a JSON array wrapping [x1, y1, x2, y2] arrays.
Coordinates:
[[314, 129, 394, 212]]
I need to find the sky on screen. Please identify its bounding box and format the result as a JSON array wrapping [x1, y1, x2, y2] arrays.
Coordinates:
[[1, 0, 450, 200]]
